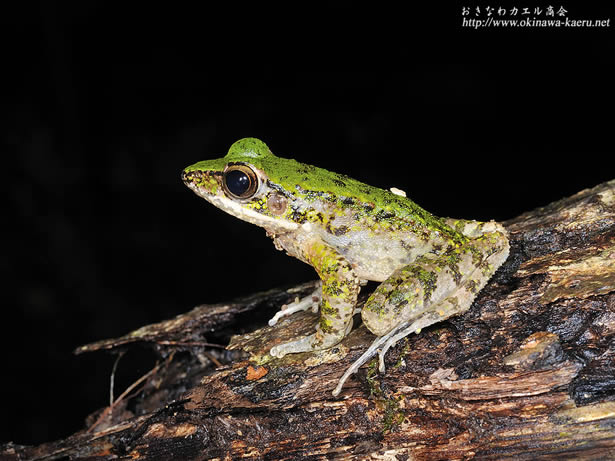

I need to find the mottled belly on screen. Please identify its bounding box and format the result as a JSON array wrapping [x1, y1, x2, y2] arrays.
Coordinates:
[[321, 229, 433, 282]]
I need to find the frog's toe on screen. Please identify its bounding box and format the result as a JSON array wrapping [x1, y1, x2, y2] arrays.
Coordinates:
[[268, 288, 322, 326], [270, 333, 319, 358], [332, 330, 393, 396], [377, 310, 446, 372], [270, 344, 288, 358]]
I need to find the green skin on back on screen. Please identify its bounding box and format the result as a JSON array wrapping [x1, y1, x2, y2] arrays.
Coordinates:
[[182, 138, 509, 396]]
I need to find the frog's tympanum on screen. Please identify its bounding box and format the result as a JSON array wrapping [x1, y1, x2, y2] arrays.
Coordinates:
[[182, 138, 509, 396]]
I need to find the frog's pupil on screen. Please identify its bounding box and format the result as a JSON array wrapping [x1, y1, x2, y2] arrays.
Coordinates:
[[226, 170, 251, 196]]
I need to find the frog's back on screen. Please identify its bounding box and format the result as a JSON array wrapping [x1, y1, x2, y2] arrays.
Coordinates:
[[306, 190, 454, 281], [270, 163, 462, 282], [221, 138, 452, 232]]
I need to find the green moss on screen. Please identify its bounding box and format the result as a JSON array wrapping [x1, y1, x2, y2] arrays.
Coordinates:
[[366, 359, 405, 433], [393, 338, 411, 369], [366, 359, 381, 397], [382, 397, 405, 432]]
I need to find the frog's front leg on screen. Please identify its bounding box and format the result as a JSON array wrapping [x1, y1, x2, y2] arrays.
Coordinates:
[[270, 240, 360, 358]]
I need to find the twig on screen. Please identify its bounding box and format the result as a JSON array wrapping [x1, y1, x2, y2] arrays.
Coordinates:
[[156, 340, 226, 348], [109, 351, 126, 406], [87, 352, 175, 433]]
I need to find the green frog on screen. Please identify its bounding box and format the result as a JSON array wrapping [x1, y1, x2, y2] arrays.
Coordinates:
[[182, 138, 509, 396]]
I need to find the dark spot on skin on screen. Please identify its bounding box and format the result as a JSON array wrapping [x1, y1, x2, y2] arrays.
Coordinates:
[[333, 179, 346, 188], [399, 239, 414, 252], [289, 208, 307, 224], [466, 279, 478, 293], [407, 266, 438, 303], [374, 210, 396, 221], [181, 171, 196, 185], [394, 299, 409, 314], [302, 189, 335, 203], [267, 181, 293, 198], [342, 197, 355, 206], [419, 229, 432, 242], [440, 248, 462, 283], [363, 203, 375, 212], [298, 165, 315, 174], [325, 222, 350, 236], [431, 243, 443, 252], [469, 245, 484, 265]]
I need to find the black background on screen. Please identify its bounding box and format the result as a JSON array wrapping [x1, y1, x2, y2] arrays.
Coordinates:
[[3, 2, 614, 446]]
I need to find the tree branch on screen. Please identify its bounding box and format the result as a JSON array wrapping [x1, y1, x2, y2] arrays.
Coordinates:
[[4, 180, 615, 460]]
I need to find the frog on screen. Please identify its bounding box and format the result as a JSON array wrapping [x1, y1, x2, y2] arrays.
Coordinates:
[[182, 138, 509, 396]]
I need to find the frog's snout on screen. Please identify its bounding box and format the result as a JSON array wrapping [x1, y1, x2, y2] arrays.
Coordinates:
[[182, 169, 223, 199], [181, 169, 197, 186], [181, 169, 208, 189]]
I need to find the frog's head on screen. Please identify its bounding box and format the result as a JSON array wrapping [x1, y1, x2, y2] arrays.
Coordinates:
[[182, 138, 303, 233]]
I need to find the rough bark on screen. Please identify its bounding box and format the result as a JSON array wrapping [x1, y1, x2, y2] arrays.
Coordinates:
[[3, 180, 615, 461]]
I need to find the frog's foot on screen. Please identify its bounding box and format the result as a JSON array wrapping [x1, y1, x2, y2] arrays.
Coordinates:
[[331, 313, 439, 396], [270, 333, 318, 358], [332, 324, 406, 396], [376, 311, 443, 372], [268, 287, 322, 327], [333, 231, 510, 396], [270, 328, 345, 358]]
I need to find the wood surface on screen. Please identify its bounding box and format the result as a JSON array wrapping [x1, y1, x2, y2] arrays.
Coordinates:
[[3, 179, 615, 460]]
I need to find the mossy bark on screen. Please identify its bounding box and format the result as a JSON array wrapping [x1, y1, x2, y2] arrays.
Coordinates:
[[4, 180, 615, 460]]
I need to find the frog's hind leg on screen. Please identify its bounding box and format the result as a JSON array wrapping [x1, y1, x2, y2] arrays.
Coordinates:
[[372, 237, 509, 373], [333, 229, 509, 396]]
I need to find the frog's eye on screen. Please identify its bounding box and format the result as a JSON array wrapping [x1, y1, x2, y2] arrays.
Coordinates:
[[223, 164, 259, 199]]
